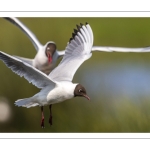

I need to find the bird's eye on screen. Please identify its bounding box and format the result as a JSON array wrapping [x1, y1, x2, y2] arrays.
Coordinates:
[[79, 89, 82, 92]]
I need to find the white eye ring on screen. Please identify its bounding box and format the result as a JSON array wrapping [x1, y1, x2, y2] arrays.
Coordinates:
[[79, 89, 82, 92]]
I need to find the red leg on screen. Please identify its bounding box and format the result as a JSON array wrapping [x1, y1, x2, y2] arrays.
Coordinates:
[[41, 106, 44, 128], [49, 105, 52, 125]]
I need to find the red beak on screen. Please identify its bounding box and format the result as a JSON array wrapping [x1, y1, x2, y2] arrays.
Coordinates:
[[83, 94, 90, 101], [48, 54, 52, 63]]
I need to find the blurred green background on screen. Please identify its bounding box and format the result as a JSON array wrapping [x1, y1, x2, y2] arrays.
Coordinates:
[[1, 17, 150, 132]]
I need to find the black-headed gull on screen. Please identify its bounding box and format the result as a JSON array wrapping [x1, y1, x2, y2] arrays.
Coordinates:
[[0, 22, 94, 128], [4, 18, 150, 75], [5, 17, 150, 61], [4, 17, 64, 75]]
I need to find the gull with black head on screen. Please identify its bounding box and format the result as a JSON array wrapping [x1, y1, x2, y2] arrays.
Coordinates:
[[0, 22, 93, 127], [4, 17, 150, 73], [4, 17, 64, 75]]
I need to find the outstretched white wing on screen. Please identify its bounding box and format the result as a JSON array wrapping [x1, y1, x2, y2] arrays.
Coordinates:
[[92, 46, 150, 52], [0, 51, 55, 88], [57, 50, 65, 58], [49, 23, 93, 82], [4, 17, 42, 51]]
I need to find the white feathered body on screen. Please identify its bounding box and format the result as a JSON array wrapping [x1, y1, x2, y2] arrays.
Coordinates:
[[15, 82, 77, 108], [33, 49, 59, 75], [0, 22, 94, 110]]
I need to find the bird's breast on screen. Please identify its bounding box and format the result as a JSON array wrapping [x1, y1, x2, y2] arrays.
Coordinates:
[[33, 57, 55, 75], [46, 84, 74, 104]]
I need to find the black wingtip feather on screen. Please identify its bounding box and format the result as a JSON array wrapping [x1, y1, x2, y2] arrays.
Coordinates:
[[72, 33, 76, 39], [80, 23, 83, 26], [74, 29, 78, 34], [69, 38, 73, 43], [76, 24, 81, 31], [69, 23, 87, 43]]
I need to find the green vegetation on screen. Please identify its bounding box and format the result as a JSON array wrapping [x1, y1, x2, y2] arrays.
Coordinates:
[[0, 17, 150, 132]]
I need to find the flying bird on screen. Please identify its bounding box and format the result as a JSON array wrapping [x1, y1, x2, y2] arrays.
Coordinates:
[[0, 22, 94, 128], [4, 17, 65, 75], [4, 17, 150, 76]]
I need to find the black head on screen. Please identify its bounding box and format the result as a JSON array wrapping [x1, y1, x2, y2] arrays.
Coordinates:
[[45, 43, 57, 63], [74, 84, 90, 100]]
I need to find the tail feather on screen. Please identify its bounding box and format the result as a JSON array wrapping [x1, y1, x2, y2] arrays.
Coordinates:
[[15, 97, 39, 108]]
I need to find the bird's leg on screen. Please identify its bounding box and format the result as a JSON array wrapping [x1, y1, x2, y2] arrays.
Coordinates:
[[49, 104, 52, 126], [41, 106, 45, 128]]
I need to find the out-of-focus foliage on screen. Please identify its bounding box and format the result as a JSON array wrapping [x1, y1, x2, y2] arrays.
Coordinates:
[[1, 17, 150, 132]]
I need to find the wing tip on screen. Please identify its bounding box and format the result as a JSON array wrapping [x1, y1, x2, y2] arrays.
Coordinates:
[[69, 37, 73, 43], [69, 22, 88, 43], [76, 24, 81, 30]]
